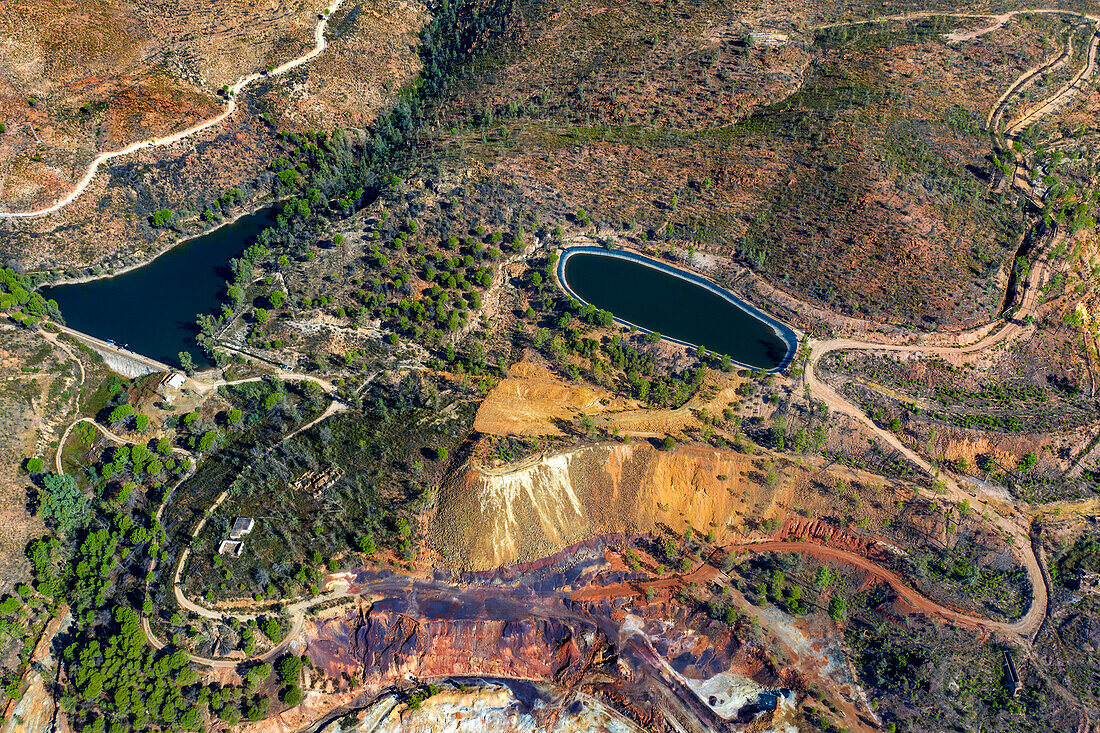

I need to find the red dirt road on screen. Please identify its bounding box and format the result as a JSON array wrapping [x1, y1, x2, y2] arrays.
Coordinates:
[[573, 541, 1015, 637], [728, 541, 1008, 634]]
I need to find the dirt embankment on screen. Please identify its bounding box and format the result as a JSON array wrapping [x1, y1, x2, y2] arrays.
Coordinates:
[[430, 441, 786, 569], [472, 360, 639, 436], [473, 359, 744, 439]]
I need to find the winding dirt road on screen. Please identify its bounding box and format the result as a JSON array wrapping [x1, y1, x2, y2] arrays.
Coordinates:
[[817, 9, 1100, 138], [575, 541, 1029, 636], [0, 0, 345, 219], [142, 579, 352, 668], [52, 367, 337, 476], [730, 541, 1031, 635], [141, 393, 347, 666], [799, 226, 1059, 641], [792, 8, 1100, 642], [54, 416, 194, 475], [40, 330, 86, 390], [801, 233, 1057, 641], [17, 6, 1087, 222], [798, 0, 1100, 635], [1006, 19, 1100, 136], [987, 31, 1076, 130]]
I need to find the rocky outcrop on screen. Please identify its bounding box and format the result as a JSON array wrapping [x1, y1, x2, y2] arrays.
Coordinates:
[[1, 672, 54, 733], [319, 683, 646, 732], [297, 551, 809, 733], [311, 602, 607, 690], [2, 610, 69, 733]]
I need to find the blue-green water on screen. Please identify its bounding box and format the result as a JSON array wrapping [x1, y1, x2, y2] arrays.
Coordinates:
[[41, 209, 274, 367], [559, 250, 794, 371]]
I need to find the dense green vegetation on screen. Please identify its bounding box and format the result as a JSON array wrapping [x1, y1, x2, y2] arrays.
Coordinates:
[[12, 374, 337, 728], [20, 487, 197, 728], [180, 378, 471, 606], [150, 209, 174, 228], [190, 0, 520, 365], [731, 552, 854, 620], [0, 267, 58, 326]]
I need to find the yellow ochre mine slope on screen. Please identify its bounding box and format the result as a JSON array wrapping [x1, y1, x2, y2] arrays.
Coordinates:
[[430, 441, 784, 570]]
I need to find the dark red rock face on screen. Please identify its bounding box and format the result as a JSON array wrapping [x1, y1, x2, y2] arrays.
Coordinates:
[[303, 537, 795, 732], [340, 613, 593, 685]]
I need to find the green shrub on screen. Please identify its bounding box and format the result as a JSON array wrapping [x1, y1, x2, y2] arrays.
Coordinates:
[[150, 209, 174, 227], [39, 473, 89, 532], [108, 405, 133, 423], [275, 655, 302, 684], [357, 535, 376, 555], [281, 685, 304, 706], [261, 617, 285, 642]]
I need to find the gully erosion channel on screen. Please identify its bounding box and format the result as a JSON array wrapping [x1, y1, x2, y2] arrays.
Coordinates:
[[40, 208, 277, 367], [557, 247, 797, 372]]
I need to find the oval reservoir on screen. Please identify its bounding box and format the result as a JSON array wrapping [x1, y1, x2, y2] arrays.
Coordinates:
[[558, 248, 796, 371]]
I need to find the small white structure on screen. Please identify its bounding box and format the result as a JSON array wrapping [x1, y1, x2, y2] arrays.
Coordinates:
[[165, 372, 186, 390], [218, 540, 244, 557], [229, 517, 255, 540]]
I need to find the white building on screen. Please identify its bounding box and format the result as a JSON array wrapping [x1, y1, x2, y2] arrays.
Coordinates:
[[218, 540, 244, 557], [229, 517, 255, 540]]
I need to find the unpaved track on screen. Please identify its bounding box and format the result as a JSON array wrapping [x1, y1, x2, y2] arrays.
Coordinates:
[[1006, 20, 1100, 135], [40, 330, 86, 389], [815, 8, 1100, 34], [55, 416, 193, 474], [55, 418, 124, 474], [283, 399, 347, 440], [576, 541, 1024, 635], [730, 541, 1029, 635], [142, 395, 346, 666], [817, 9, 1100, 136], [161, 519, 350, 668], [987, 32, 1075, 129], [46, 320, 340, 398], [193, 372, 338, 395], [143, 582, 350, 668], [802, 237, 1056, 641], [12, 4, 1086, 221], [0, 0, 345, 219], [790, 16, 1086, 639]]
